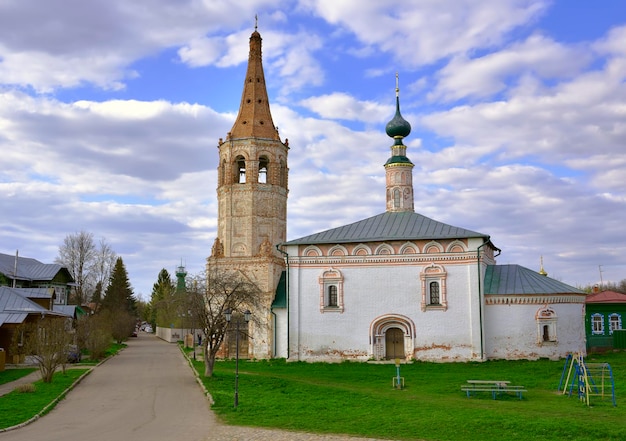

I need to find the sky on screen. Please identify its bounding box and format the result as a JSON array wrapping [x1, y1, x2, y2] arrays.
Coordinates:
[[1, 0, 626, 300]]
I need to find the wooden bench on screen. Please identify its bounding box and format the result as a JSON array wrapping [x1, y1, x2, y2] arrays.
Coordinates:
[[461, 380, 526, 400]]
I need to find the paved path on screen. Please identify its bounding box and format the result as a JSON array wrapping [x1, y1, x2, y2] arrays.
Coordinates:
[[0, 333, 386, 441]]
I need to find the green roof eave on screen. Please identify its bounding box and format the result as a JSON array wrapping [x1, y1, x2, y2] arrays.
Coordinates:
[[484, 264, 584, 295], [385, 156, 413, 166]]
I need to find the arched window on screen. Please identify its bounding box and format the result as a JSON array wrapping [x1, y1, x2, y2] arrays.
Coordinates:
[[536, 307, 558, 344], [420, 264, 448, 311], [328, 285, 338, 307], [234, 156, 246, 183], [393, 189, 400, 208], [429, 282, 440, 305], [319, 268, 344, 313], [258, 156, 268, 183]]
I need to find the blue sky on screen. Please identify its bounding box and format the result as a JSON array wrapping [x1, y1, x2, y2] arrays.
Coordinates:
[[1, 0, 625, 298]]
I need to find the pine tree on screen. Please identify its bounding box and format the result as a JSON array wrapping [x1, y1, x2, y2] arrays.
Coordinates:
[[149, 268, 177, 328], [101, 257, 136, 315]]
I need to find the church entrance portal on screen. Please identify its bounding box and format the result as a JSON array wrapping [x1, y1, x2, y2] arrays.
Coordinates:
[[385, 327, 405, 360]]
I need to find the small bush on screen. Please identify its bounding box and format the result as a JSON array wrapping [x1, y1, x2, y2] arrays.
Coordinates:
[[15, 383, 36, 393]]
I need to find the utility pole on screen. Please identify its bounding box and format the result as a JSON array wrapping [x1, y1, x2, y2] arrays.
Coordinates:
[[599, 265, 604, 286]]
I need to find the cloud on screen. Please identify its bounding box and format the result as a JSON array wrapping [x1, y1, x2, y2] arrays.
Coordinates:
[[431, 33, 591, 102], [0, 0, 284, 92], [299, 92, 392, 122], [301, 0, 549, 66]]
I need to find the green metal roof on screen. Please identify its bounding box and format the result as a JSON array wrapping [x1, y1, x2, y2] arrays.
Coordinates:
[[284, 211, 489, 246], [484, 264, 584, 295], [384, 155, 413, 166]]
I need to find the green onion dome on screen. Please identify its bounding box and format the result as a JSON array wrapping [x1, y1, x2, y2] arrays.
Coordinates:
[[385, 96, 411, 139]]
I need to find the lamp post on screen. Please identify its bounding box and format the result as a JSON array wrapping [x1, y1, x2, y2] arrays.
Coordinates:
[[224, 308, 251, 408]]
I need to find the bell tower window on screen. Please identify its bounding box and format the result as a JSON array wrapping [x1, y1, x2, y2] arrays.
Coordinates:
[[259, 156, 268, 184], [234, 156, 246, 183]]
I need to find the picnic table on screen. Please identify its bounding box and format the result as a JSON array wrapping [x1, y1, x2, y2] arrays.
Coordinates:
[[461, 380, 526, 399]]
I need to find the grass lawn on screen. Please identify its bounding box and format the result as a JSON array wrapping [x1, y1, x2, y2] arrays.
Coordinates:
[[0, 368, 89, 430], [0, 368, 37, 386], [190, 350, 626, 441]]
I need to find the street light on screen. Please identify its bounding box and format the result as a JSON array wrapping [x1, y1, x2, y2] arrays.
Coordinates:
[[224, 308, 251, 408]]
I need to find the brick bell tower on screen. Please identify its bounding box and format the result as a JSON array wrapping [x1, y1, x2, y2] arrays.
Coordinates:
[[207, 24, 289, 359]]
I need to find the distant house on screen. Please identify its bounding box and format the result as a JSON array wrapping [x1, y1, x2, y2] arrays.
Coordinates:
[[0, 252, 75, 305], [0, 286, 71, 363], [585, 290, 626, 352], [0, 252, 76, 364]]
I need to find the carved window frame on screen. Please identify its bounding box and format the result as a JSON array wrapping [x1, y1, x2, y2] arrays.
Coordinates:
[[319, 268, 344, 313], [591, 313, 605, 335], [536, 306, 558, 344], [420, 263, 447, 311], [609, 313, 622, 334]]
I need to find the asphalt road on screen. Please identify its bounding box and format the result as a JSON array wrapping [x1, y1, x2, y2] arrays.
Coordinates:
[[0, 333, 215, 441]]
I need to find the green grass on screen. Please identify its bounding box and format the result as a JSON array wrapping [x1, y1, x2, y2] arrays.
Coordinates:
[[0, 369, 89, 429], [191, 351, 626, 441], [0, 368, 37, 386]]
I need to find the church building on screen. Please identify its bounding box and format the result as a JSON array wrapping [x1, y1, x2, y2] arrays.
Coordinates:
[[209, 27, 586, 362]]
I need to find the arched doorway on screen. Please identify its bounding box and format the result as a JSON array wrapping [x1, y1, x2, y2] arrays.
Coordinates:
[[385, 327, 405, 360], [370, 314, 416, 361]]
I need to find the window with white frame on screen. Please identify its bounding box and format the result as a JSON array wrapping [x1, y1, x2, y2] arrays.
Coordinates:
[[591, 313, 604, 335], [609, 313, 622, 334], [536, 307, 558, 344], [420, 264, 447, 311], [319, 268, 344, 313]]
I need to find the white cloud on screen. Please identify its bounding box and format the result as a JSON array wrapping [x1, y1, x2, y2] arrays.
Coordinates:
[[301, 0, 549, 66], [299, 92, 392, 122], [431, 33, 591, 101]]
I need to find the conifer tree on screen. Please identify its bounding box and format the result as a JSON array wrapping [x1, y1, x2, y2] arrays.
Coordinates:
[[149, 268, 177, 328], [101, 257, 137, 315], [101, 257, 137, 342]]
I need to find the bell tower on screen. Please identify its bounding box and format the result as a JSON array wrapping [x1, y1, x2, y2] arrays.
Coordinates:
[[384, 73, 414, 213], [208, 25, 288, 359]]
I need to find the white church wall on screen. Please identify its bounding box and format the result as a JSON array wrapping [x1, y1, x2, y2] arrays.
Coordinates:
[[272, 307, 288, 358], [484, 302, 585, 360], [286, 252, 484, 362]]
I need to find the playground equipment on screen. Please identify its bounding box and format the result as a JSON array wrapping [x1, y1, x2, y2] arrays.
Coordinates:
[[558, 352, 616, 407]]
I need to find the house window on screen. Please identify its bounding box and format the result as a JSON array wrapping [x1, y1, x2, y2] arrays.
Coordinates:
[[429, 282, 440, 305], [591, 313, 604, 335], [536, 307, 557, 344], [319, 268, 344, 313], [420, 264, 447, 311], [328, 285, 338, 307], [609, 313, 622, 334]]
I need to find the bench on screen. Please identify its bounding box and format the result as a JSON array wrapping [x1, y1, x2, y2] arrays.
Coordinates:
[[461, 380, 526, 400]]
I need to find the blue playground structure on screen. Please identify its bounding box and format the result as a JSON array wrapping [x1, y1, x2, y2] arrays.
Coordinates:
[[558, 352, 616, 407]]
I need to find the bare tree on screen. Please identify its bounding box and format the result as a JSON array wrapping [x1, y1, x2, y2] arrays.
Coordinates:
[[188, 269, 262, 377], [56, 232, 116, 306], [11, 316, 73, 383], [92, 237, 117, 298], [56, 231, 96, 305]]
